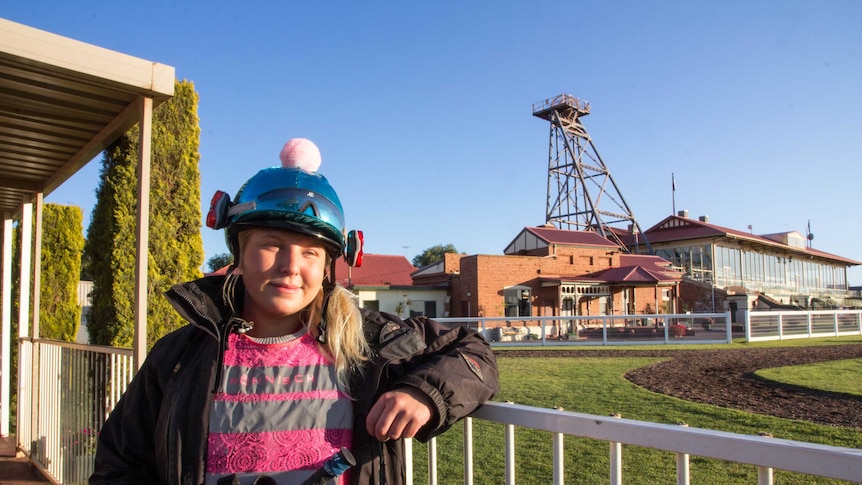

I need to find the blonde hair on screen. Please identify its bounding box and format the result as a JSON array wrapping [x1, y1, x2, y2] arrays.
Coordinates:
[[223, 228, 370, 389], [304, 284, 371, 387]]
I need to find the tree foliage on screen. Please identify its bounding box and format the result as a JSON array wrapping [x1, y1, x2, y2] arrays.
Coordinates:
[[39, 204, 85, 341], [412, 243, 459, 267], [84, 80, 204, 348], [207, 252, 233, 273]]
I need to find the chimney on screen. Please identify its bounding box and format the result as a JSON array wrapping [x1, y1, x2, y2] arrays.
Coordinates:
[[677, 210, 689, 218], [699, 215, 709, 223]]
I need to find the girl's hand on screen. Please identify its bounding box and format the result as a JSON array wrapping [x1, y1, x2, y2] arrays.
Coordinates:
[[365, 387, 434, 441]]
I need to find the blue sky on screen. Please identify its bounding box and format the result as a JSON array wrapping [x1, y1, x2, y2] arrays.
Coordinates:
[[5, 2, 862, 284]]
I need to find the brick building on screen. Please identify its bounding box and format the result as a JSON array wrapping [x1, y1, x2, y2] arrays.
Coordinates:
[[412, 226, 682, 333]]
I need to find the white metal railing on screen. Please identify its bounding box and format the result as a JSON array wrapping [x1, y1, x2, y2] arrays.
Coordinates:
[[16, 338, 135, 485], [436, 312, 733, 346], [15, 334, 862, 484], [745, 309, 862, 342], [409, 402, 862, 485]]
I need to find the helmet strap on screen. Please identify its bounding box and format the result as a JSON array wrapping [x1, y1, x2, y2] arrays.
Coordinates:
[[316, 280, 336, 345]]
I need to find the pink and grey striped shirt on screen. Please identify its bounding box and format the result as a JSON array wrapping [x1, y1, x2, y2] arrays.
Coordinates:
[[205, 331, 353, 485]]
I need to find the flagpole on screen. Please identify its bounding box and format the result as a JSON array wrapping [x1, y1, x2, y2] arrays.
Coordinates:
[[672, 173, 676, 215]]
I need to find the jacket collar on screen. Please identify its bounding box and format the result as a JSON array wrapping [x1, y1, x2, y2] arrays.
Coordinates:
[[165, 275, 239, 339]]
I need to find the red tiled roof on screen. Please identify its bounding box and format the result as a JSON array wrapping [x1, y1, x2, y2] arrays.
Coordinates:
[[643, 215, 745, 243], [206, 265, 229, 276], [335, 254, 416, 287], [643, 216, 860, 265], [522, 226, 620, 248], [589, 266, 665, 283]]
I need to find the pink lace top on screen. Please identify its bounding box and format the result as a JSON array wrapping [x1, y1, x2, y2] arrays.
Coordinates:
[[205, 332, 353, 485]]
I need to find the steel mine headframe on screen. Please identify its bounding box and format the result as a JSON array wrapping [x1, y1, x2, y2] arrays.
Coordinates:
[[532, 94, 652, 253]]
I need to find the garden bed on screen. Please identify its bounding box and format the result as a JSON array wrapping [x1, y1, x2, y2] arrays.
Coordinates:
[[500, 344, 862, 429]]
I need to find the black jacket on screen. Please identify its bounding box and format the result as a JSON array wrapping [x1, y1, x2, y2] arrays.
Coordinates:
[[90, 275, 498, 485]]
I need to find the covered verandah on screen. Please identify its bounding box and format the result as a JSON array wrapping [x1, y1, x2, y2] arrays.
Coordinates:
[[0, 17, 174, 481]]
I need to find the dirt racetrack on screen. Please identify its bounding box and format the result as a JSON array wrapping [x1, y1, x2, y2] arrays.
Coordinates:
[[500, 344, 862, 429]]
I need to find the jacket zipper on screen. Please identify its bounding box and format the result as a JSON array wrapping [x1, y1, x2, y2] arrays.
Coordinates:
[[165, 290, 227, 484], [168, 290, 236, 393]]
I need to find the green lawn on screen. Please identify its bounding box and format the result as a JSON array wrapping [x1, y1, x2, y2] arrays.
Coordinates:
[[410, 336, 862, 484], [755, 358, 862, 397]]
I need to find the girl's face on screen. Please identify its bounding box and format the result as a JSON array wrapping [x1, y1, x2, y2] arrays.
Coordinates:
[[238, 228, 328, 330]]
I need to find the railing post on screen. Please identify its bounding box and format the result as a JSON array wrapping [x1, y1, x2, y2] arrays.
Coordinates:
[[725, 311, 733, 344], [553, 407, 565, 485], [610, 413, 622, 485], [744, 309, 751, 342], [602, 317, 608, 345], [427, 436, 438, 485], [1, 216, 12, 437], [505, 402, 516, 485], [676, 422, 690, 485], [757, 432, 774, 485], [404, 438, 413, 485], [463, 417, 473, 485]]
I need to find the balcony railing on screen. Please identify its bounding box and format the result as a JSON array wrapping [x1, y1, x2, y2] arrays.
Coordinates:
[[17, 338, 134, 484], [15, 334, 862, 484]]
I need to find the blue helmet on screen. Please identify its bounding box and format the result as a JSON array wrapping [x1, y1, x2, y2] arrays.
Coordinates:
[[207, 139, 363, 267], [233, 166, 345, 251], [207, 166, 346, 257]]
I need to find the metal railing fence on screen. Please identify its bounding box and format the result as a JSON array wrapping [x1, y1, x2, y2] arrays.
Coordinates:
[[15, 331, 862, 484], [408, 402, 862, 485], [745, 309, 862, 342], [435, 312, 733, 346], [17, 338, 134, 484]]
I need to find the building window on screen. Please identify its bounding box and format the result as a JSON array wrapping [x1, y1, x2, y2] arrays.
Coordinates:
[[363, 300, 380, 312], [424, 300, 437, 318], [504, 287, 532, 317]]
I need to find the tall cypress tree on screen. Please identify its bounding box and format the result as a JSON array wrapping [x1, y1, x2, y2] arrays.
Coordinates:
[[39, 204, 85, 341], [84, 80, 203, 348]]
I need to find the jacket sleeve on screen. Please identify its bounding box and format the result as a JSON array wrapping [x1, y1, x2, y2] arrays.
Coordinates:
[[89, 334, 181, 484], [388, 315, 499, 442]]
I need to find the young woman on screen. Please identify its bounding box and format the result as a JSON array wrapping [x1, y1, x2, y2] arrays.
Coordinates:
[[90, 139, 499, 485]]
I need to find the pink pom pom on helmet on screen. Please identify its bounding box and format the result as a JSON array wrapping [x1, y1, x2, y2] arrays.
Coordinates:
[[279, 138, 322, 172]]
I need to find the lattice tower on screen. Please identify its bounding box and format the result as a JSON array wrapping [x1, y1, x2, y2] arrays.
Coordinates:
[[532, 94, 651, 253]]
